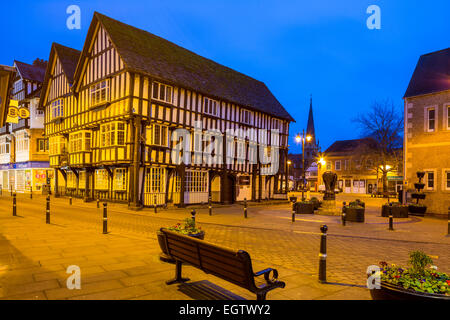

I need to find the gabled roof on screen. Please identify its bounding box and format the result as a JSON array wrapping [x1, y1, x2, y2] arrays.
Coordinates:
[[324, 138, 378, 155], [75, 12, 294, 122], [14, 60, 46, 83], [53, 43, 81, 85], [404, 47, 450, 98], [39, 43, 81, 108]]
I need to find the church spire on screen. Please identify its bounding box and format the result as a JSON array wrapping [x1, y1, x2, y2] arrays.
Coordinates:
[[306, 94, 316, 145]]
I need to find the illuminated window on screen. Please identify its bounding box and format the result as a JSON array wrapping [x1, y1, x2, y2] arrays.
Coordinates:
[[51, 99, 64, 119], [113, 168, 127, 191], [145, 167, 166, 193], [69, 131, 91, 152], [445, 171, 450, 190], [185, 170, 208, 193], [100, 122, 126, 147], [90, 80, 110, 107], [49, 136, 66, 155], [147, 124, 168, 147], [95, 169, 109, 190]]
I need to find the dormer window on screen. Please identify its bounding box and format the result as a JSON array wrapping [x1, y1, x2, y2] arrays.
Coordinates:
[[152, 82, 173, 104], [51, 99, 64, 119], [241, 109, 253, 125], [204, 97, 219, 117], [90, 79, 110, 107]]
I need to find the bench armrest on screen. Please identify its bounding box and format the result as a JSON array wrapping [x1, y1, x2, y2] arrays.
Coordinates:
[[254, 268, 279, 284]]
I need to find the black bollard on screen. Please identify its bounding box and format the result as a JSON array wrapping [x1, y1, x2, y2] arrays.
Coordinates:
[[292, 200, 296, 222], [69, 196, 72, 205], [342, 201, 346, 226], [103, 202, 108, 234], [388, 203, 394, 231], [208, 197, 212, 216], [12, 193, 17, 216], [154, 195, 157, 214], [318, 225, 328, 283], [46, 195, 50, 224], [97, 197, 100, 208], [30, 186, 32, 199], [10, 185, 12, 196], [244, 198, 248, 218], [191, 209, 196, 225]]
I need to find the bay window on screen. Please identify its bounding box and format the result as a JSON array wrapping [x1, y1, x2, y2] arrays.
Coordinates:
[[100, 122, 126, 147], [204, 97, 219, 117], [51, 99, 64, 119], [49, 136, 66, 155], [69, 131, 91, 152], [90, 79, 110, 107], [113, 168, 127, 191]]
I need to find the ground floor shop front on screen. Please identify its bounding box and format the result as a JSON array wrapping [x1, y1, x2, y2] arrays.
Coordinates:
[[53, 165, 287, 207], [336, 175, 403, 194], [0, 161, 52, 193]]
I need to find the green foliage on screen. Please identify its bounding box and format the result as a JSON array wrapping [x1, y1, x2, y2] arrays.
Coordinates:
[[168, 218, 203, 235], [379, 252, 449, 296], [409, 251, 433, 275]]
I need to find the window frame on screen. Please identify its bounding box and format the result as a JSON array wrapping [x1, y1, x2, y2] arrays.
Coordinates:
[[335, 160, 341, 171], [443, 169, 450, 191], [445, 104, 450, 131], [424, 170, 436, 191], [37, 138, 48, 152], [69, 131, 91, 153], [147, 123, 168, 147], [90, 79, 110, 108], [425, 106, 437, 132], [152, 82, 173, 104], [241, 109, 254, 125], [100, 122, 126, 148], [204, 97, 220, 117], [50, 98, 64, 120]]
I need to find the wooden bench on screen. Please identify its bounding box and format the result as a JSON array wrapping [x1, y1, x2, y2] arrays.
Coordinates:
[[158, 228, 285, 300]]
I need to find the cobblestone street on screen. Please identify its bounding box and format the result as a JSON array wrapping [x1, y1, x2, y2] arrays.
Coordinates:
[[0, 193, 449, 299]]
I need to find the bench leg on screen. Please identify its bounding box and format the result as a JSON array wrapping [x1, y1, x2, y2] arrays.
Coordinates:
[[256, 292, 267, 301], [166, 260, 190, 285]]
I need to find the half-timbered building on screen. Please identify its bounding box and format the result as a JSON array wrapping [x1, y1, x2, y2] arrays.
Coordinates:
[[40, 12, 294, 208], [0, 59, 50, 193]]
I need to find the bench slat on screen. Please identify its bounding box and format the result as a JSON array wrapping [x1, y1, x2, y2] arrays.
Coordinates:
[[200, 255, 247, 281], [201, 261, 247, 285], [198, 246, 245, 269], [169, 248, 201, 267]]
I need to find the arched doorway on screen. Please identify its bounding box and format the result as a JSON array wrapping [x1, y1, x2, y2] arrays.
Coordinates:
[[221, 174, 235, 204]]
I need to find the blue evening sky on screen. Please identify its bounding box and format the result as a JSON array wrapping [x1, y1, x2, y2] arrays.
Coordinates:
[[1, 1, 448, 153]]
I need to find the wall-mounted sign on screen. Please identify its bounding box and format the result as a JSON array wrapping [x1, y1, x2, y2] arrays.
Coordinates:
[[18, 107, 30, 119], [6, 99, 19, 123]]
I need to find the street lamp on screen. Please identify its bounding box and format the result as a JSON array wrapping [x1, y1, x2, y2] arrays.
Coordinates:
[[295, 129, 313, 201]]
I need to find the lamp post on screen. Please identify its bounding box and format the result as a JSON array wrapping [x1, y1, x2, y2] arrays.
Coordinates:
[[295, 129, 312, 201], [287, 160, 292, 192]]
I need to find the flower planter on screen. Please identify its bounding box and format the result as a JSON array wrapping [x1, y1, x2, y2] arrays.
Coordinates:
[[157, 230, 205, 263], [295, 202, 314, 214], [381, 205, 409, 218], [408, 204, 427, 216], [370, 281, 450, 300], [344, 207, 365, 222], [411, 193, 426, 200], [310, 198, 321, 210]]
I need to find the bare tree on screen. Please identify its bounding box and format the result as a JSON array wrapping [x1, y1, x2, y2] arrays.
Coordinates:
[[354, 99, 403, 195]]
